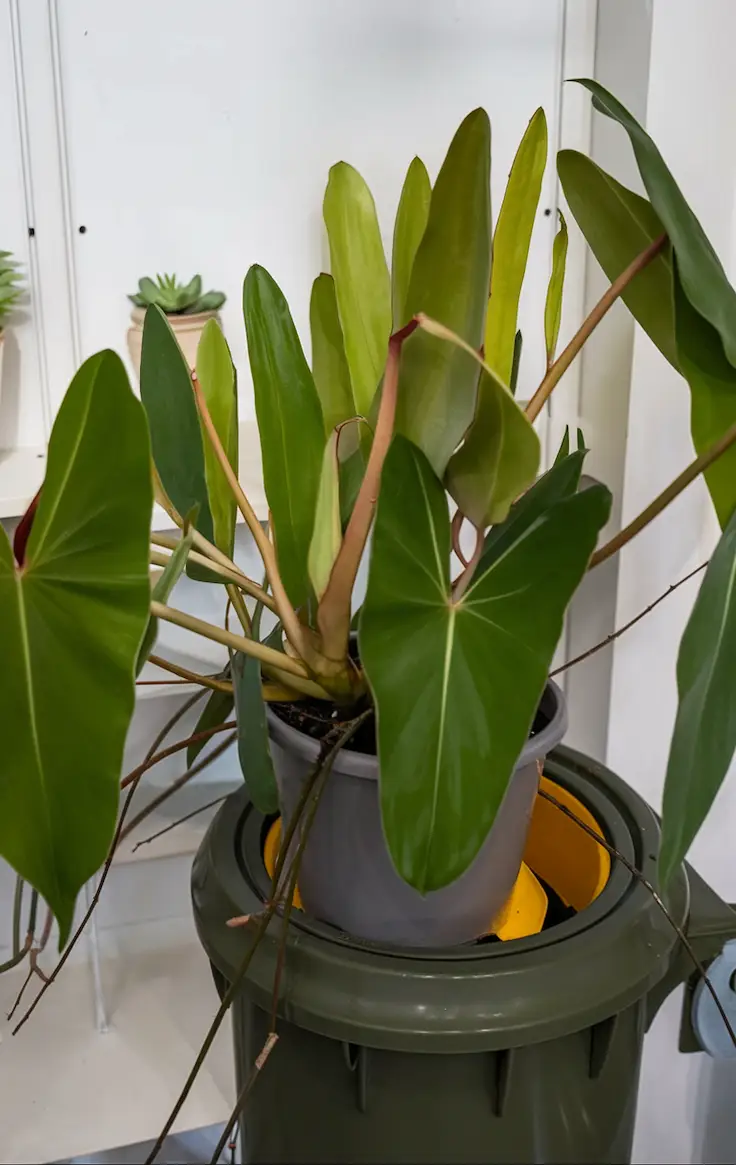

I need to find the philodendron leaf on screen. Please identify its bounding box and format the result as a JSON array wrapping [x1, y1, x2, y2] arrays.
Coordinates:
[[308, 430, 342, 600], [395, 109, 492, 476], [140, 304, 214, 542], [391, 156, 431, 328], [323, 162, 391, 416], [243, 265, 325, 609], [544, 211, 568, 367], [232, 649, 278, 814], [137, 518, 196, 673], [577, 80, 736, 368], [554, 426, 571, 465], [659, 509, 736, 887], [196, 320, 238, 557], [309, 273, 355, 434], [360, 435, 610, 892], [0, 351, 152, 945], [557, 150, 676, 366], [485, 108, 547, 386], [429, 317, 539, 527], [188, 685, 234, 767]]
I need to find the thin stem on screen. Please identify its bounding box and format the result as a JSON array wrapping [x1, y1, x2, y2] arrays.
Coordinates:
[[146, 656, 233, 695], [120, 721, 236, 790], [150, 539, 277, 613], [452, 526, 483, 601], [451, 509, 469, 568], [537, 782, 736, 1049], [525, 234, 667, 423], [12, 876, 23, 958], [551, 562, 708, 677], [132, 794, 228, 854], [208, 1035, 278, 1165], [144, 690, 207, 765], [190, 374, 307, 662], [150, 601, 309, 680], [0, 887, 37, 976], [590, 419, 736, 568], [226, 583, 252, 636]]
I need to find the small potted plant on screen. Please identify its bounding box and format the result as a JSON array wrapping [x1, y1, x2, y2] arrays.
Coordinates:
[[0, 250, 23, 402], [126, 272, 226, 374]]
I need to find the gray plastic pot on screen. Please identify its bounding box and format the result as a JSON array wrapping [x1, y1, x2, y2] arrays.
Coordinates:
[[266, 680, 567, 947]]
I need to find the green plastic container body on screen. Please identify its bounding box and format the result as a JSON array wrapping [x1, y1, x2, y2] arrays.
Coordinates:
[[192, 746, 736, 1165]]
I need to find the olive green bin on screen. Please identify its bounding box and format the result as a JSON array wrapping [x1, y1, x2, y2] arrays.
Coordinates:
[[192, 746, 736, 1164]]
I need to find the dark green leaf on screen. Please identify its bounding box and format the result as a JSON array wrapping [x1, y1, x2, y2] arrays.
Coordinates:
[[232, 650, 278, 814], [188, 686, 234, 768], [391, 156, 431, 328], [196, 319, 238, 557], [360, 435, 610, 892], [140, 304, 214, 541], [243, 265, 325, 609], [544, 210, 568, 366], [309, 273, 355, 434], [509, 330, 523, 397], [323, 162, 391, 416], [557, 149, 676, 366], [660, 509, 736, 886], [0, 351, 152, 944], [485, 108, 547, 386], [395, 109, 492, 476], [554, 426, 570, 465], [137, 520, 196, 674]]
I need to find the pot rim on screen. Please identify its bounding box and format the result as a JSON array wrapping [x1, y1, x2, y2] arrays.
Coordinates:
[[129, 306, 220, 328], [266, 678, 568, 781]]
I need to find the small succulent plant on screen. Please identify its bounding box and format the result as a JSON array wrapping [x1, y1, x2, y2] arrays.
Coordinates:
[[0, 251, 23, 327], [128, 273, 226, 315]]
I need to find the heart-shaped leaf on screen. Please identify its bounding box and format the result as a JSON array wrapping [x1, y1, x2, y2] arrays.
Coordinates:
[[391, 156, 431, 328], [196, 320, 238, 557], [0, 351, 152, 944], [360, 435, 610, 892]]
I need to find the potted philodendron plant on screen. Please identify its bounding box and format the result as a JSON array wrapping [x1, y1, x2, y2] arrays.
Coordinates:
[[0, 251, 23, 406], [3, 83, 736, 1164], [126, 272, 226, 374]]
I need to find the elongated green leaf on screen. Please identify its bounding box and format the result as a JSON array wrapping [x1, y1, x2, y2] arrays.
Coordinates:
[[509, 330, 523, 397], [188, 685, 234, 767], [392, 156, 431, 328], [395, 109, 492, 476], [196, 320, 238, 557], [243, 265, 325, 609], [137, 520, 196, 673], [660, 509, 736, 886], [360, 435, 610, 892], [308, 430, 342, 600], [309, 273, 355, 434], [140, 305, 214, 542], [554, 426, 570, 465], [485, 108, 547, 386], [674, 263, 736, 527], [0, 351, 152, 944], [544, 211, 568, 366], [323, 162, 391, 416], [232, 649, 278, 814], [578, 79, 736, 368], [557, 150, 676, 366]]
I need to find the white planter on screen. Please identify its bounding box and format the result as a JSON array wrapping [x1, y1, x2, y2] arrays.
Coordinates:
[[126, 307, 221, 378]]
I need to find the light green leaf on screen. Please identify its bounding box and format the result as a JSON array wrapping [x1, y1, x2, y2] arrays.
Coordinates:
[[0, 351, 152, 945], [577, 79, 736, 368], [137, 519, 196, 673], [243, 265, 325, 610], [485, 108, 547, 386], [232, 648, 278, 814], [391, 156, 431, 328], [140, 305, 214, 542], [557, 149, 676, 366], [395, 109, 492, 476], [659, 508, 736, 886], [309, 273, 355, 435], [360, 435, 610, 892], [188, 685, 234, 768], [544, 210, 568, 367], [196, 320, 238, 557], [323, 162, 391, 416], [308, 430, 342, 600]]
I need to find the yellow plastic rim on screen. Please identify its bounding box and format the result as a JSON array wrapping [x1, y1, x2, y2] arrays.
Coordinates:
[[263, 774, 610, 942]]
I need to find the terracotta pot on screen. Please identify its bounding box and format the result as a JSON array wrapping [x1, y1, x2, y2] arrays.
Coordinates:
[[126, 306, 221, 378]]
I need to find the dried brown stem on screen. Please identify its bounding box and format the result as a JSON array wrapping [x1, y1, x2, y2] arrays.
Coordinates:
[[120, 721, 236, 790], [451, 509, 470, 568], [208, 1033, 279, 1164], [452, 526, 484, 601], [146, 655, 233, 694], [132, 794, 228, 854]]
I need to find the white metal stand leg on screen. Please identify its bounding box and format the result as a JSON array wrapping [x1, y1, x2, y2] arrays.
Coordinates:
[[84, 876, 109, 1033]]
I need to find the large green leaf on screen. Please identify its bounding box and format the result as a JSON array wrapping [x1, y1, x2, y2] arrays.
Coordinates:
[[323, 162, 391, 416], [232, 646, 278, 814], [140, 304, 214, 542], [485, 108, 547, 386], [391, 156, 431, 328], [196, 320, 238, 557], [243, 265, 325, 609], [674, 263, 736, 527], [308, 430, 342, 600], [0, 351, 152, 944], [360, 435, 610, 892], [659, 508, 736, 886], [577, 79, 736, 368], [557, 149, 676, 366], [395, 109, 492, 476], [309, 273, 355, 434], [544, 211, 568, 367]]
